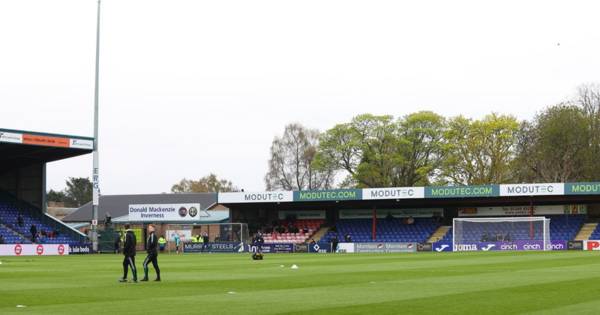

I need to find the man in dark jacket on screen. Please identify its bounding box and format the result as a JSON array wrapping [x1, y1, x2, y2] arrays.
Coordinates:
[[141, 224, 161, 282], [119, 225, 138, 283], [30, 224, 37, 243]]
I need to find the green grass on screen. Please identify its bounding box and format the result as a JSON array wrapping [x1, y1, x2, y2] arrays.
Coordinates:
[[1, 251, 600, 314]]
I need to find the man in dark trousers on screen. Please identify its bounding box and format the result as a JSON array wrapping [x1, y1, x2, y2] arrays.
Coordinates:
[[141, 224, 161, 282], [30, 224, 37, 243], [119, 224, 138, 283]]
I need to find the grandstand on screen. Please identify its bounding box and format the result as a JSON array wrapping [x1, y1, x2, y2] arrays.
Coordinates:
[[0, 128, 93, 248], [322, 218, 439, 243], [219, 185, 600, 252]]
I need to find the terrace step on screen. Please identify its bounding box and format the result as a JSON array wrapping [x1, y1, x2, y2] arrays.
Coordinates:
[[311, 226, 330, 243], [575, 223, 598, 241], [428, 226, 450, 243]]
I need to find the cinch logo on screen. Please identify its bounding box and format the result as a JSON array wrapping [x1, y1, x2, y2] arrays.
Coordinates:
[[547, 243, 565, 250], [500, 244, 517, 250], [586, 240, 600, 251], [481, 244, 495, 251], [523, 244, 542, 250], [435, 244, 449, 252], [454, 244, 478, 251]]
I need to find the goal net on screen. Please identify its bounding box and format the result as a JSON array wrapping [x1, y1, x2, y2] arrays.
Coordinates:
[[453, 217, 551, 251]]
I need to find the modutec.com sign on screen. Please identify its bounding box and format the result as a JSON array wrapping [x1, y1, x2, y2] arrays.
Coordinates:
[[128, 203, 203, 222]]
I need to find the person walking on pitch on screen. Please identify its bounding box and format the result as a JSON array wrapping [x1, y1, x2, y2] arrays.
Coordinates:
[[141, 224, 161, 282], [119, 224, 138, 283]]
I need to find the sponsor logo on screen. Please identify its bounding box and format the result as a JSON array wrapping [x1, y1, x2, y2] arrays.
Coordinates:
[[500, 244, 517, 250], [0, 131, 23, 144], [568, 241, 583, 250], [586, 240, 600, 251], [427, 185, 497, 198], [57, 244, 65, 255], [70, 138, 93, 149], [454, 244, 478, 251], [523, 244, 542, 250], [14, 244, 22, 256], [36, 244, 44, 255], [567, 182, 600, 195], [481, 244, 496, 251], [188, 207, 198, 218], [501, 183, 564, 196], [417, 243, 433, 252], [435, 244, 449, 252], [178, 207, 188, 217], [547, 243, 565, 250]]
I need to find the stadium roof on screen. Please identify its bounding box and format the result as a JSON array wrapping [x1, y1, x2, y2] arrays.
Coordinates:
[[63, 193, 219, 223], [0, 128, 94, 173]]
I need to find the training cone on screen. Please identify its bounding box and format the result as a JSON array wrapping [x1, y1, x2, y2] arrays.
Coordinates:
[[291, 264, 299, 269]]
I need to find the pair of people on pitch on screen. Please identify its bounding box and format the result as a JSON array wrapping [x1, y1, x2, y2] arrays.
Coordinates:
[[120, 224, 161, 283]]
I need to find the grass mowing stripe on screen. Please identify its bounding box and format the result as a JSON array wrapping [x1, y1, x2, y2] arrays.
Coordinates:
[[0, 252, 599, 314]]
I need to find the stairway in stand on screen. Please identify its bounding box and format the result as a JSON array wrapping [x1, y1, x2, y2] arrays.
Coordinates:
[[427, 226, 450, 243], [575, 223, 598, 241]]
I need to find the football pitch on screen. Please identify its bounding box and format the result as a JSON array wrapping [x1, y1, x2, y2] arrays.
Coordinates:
[[1, 251, 600, 314]]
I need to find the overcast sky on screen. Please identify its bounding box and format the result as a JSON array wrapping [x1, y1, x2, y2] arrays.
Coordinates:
[[1, 0, 599, 194]]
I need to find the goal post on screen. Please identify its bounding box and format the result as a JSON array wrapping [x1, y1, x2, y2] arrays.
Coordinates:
[[453, 217, 551, 251]]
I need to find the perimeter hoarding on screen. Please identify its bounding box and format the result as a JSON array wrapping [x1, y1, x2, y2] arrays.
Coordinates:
[[363, 187, 424, 200], [218, 182, 600, 204], [354, 242, 417, 253], [453, 240, 567, 252], [500, 183, 564, 196], [129, 203, 202, 222], [293, 189, 362, 202], [565, 182, 600, 195], [0, 244, 69, 256], [218, 191, 293, 203], [0, 129, 93, 150], [425, 185, 499, 198]]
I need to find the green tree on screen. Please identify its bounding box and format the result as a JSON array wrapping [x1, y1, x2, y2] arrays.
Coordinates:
[[395, 111, 446, 186], [441, 114, 519, 185], [515, 104, 590, 182], [47, 189, 69, 204], [265, 123, 335, 190], [171, 174, 238, 193], [64, 177, 93, 207], [315, 113, 445, 188], [315, 114, 398, 188], [574, 84, 600, 180]]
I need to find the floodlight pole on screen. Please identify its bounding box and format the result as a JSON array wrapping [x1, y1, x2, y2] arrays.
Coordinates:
[[92, 0, 102, 252]]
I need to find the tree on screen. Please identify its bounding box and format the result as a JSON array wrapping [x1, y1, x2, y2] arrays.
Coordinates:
[[64, 177, 93, 207], [394, 111, 446, 186], [514, 104, 590, 182], [315, 112, 446, 188], [47, 189, 69, 204], [47, 177, 93, 207], [265, 123, 335, 190], [440, 114, 519, 185], [315, 114, 398, 188], [574, 84, 600, 179], [171, 174, 238, 193]]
